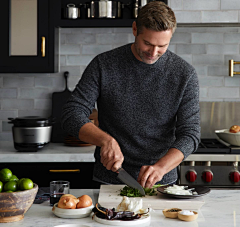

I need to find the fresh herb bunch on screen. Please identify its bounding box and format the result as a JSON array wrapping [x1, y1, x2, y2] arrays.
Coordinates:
[[120, 184, 163, 197]]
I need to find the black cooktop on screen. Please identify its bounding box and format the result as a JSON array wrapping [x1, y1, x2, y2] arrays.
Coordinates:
[[195, 139, 240, 154]]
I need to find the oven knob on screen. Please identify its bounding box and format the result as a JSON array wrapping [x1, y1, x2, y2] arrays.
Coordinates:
[[202, 171, 213, 182], [186, 170, 197, 182], [229, 171, 240, 183]]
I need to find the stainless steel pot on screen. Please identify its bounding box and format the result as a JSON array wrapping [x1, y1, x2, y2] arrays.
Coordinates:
[[8, 116, 54, 151], [87, 1, 122, 18], [64, 3, 80, 19]]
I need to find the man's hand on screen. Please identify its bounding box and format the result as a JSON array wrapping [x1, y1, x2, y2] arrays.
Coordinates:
[[100, 138, 124, 172], [137, 148, 184, 188], [137, 165, 165, 189]]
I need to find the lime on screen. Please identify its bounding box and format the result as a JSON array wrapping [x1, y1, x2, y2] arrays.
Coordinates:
[[19, 178, 33, 190], [4, 181, 18, 192], [5, 191, 13, 193], [0, 181, 3, 193], [8, 175, 19, 182], [17, 178, 26, 189], [0, 168, 12, 182]]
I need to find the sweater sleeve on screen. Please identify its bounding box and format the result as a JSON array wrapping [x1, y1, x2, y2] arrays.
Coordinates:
[[61, 56, 101, 139], [170, 68, 201, 159]]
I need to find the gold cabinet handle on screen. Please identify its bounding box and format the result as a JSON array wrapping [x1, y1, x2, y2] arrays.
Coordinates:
[[49, 169, 80, 173], [41, 36, 45, 57]]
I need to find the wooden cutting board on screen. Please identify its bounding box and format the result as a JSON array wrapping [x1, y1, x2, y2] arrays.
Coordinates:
[[98, 185, 205, 210]]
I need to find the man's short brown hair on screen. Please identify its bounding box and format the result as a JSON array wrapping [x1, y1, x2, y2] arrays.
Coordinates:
[[136, 1, 177, 35]]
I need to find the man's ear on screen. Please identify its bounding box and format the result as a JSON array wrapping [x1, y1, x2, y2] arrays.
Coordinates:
[[132, 21, 137, 37]]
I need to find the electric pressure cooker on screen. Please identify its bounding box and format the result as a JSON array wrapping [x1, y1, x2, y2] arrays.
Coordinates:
[[8, 116, 54, 152]]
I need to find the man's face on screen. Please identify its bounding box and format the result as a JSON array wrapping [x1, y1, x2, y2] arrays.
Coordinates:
[[132, 23, 172, 64]]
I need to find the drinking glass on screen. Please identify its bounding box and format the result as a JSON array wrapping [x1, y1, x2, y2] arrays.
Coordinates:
[[50, 181, 70, 206]]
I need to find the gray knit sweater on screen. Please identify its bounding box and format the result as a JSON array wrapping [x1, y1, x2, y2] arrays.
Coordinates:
[[61, 43, 200, 185]]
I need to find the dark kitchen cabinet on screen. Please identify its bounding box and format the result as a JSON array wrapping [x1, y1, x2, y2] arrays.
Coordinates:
[[0, 162, 96, 189], [52, 0, 168, 28], [0, 0, 59, 73]]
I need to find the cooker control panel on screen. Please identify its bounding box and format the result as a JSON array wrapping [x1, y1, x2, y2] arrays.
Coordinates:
[[180, 161, 240, 186]]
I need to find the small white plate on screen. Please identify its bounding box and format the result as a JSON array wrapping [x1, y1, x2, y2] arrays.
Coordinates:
[[93, 214, 151, 226], [52, 203, 94, 219]]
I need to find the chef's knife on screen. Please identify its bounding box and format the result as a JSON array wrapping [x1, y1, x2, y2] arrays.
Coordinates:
[[117, 167, 145, 196]]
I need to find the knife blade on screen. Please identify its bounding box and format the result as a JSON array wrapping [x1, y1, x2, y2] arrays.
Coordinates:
[[117, 167, 145, 196]]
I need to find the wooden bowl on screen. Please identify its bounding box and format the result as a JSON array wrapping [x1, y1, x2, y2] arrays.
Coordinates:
[[178, 211, 198, 222], [162, 208, 182, 219], [0, 183, 38, 223]]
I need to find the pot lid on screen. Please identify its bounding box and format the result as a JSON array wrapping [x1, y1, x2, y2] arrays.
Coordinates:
[[8, 116, 54, 127]]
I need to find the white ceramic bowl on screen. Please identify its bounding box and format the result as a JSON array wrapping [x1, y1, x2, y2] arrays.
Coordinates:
[[52, 203, 94, 219], [215, 129, 240, 146]]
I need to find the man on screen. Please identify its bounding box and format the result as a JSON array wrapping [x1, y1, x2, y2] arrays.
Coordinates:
[[61, 1, 200, 189]]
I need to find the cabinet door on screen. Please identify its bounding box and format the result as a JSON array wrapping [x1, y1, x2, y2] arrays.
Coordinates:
[[0, 0, 55, 73]]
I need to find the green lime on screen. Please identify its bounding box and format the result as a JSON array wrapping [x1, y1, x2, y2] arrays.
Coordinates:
[[17, 178, 26, 189], [19, 178, 33, 190], [4, 181, 18, 192], [5, 191, 13, 193], [0, 181, 3, 193], [8, 175, 19, 182], [0, 168, 12, 182]]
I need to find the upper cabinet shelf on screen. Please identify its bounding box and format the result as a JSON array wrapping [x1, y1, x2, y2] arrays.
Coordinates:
[[51, 0, 168, 28]]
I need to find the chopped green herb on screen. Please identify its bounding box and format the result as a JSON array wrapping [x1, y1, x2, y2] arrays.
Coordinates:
[[120, 184, 164, 197]]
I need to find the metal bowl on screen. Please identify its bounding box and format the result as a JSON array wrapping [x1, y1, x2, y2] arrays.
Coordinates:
[[215, 129, 240, 146]]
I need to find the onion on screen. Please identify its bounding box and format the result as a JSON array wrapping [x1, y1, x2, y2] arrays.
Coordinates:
[[58, 196, 78, 209], [76, 195, 92, 209], [60, 194, 79, 204]]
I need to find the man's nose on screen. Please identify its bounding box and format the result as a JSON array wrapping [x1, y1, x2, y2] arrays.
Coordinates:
[[149, 46, 158, 56]]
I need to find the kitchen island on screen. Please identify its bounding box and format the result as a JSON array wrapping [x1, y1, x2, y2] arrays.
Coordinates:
[[0, 188, 238, 227]]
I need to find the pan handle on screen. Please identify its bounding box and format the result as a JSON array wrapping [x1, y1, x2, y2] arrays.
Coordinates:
[[64, 71, 69, 91]]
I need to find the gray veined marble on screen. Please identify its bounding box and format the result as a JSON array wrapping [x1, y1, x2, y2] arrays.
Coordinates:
[[2, 189, 239, 227]]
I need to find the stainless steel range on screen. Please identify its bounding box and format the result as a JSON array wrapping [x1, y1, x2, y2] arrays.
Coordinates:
[[179, 139, 240, 187]]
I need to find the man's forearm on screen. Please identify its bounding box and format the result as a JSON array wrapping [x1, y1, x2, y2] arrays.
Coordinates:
[[78, 122, 113, 147], [154, 148, 184, 175]]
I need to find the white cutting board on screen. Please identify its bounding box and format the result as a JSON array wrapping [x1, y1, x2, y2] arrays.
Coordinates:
[[98, 185, 205, 210]]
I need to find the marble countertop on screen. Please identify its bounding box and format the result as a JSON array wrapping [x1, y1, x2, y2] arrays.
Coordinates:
[[0, 188, 238, 227], [0, 141, 96, 162]]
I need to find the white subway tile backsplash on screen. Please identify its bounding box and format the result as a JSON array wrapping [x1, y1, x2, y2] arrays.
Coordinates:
[[178, 54, 192, 64], [2, 121, 11, 132], [0, 110, 18, 120], [82, 44, 112, 55], [183, 0, 219, 11], [224, 33, 240, 43], [221, 0, 240, 10], [199, 87, 208, 98], [193, 55, 224, 65], [0, 89, 17, 98], [202, 11, 238, 22], [169, 0, 183, 10], [34, 99, 52, 110], [19, 88, 51, 99], [199, 76, 224, 87], [18, 109, 51, 117], [0, 132, 13, 141], [174, 11, 202, 23], [208, 87, 239, 98], [171, 32, 191, 43], [2, 99, 34, 110], [207, 44, 239, 54], [82, 28, 113, 34], [67, 55, 94, 66], [3, 77, 34, 88], [96, 34, 132, 44], [225, 76, 240, 86], [176, 44, 206, 54], [208, 66, 228, 76], [60, 44, 81, 55], [60, 66, 81, 77], [192, 33, 223, 44], [66, 34, 96, 44], [195, 66, 208, 76]]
